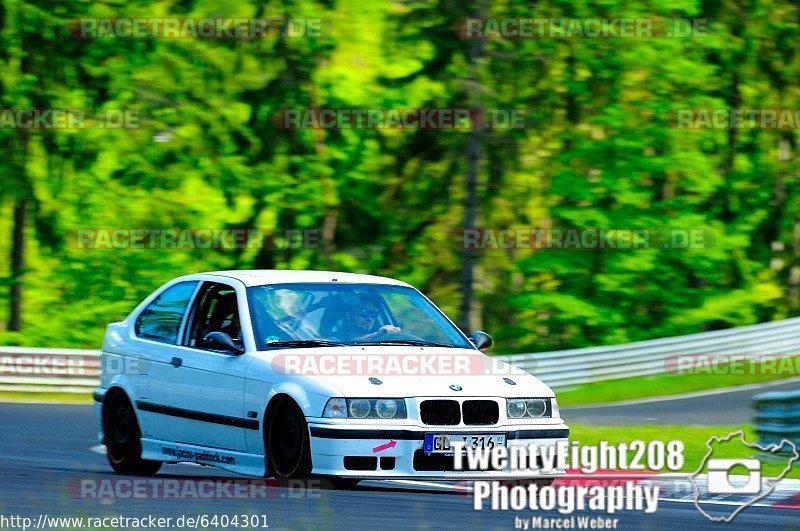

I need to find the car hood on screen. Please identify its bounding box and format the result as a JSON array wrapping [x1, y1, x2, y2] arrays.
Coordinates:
[[255, 346, 555, 398]]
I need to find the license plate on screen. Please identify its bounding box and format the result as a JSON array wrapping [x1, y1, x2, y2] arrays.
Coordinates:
[[423, 433, 506, 454]]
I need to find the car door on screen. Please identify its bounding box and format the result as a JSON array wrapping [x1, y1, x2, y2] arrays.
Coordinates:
[[144, 280, 250, 452], [128, 280, 200, 439]]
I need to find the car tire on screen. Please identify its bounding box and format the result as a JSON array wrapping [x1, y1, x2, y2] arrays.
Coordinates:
[[267, 398, 312, 478], [103, 391, 161, 475]]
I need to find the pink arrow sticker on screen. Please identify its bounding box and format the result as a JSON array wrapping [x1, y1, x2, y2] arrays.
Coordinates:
[[372, 440, 397, 453]]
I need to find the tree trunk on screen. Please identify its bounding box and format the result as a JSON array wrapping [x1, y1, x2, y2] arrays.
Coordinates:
[[8, 198, 25, 332], [459, 128, 480, 332], [458, 0, 486, 332]]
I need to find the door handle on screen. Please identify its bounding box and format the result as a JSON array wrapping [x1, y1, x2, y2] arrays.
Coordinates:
[[170, 357, 182, 368]]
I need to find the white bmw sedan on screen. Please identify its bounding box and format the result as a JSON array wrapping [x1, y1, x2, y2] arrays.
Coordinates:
[[94, 270, 568, 483]]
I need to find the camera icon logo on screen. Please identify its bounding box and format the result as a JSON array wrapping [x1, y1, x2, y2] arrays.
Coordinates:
[[690, 430, 799, 522], [706, 458, 761, 494]]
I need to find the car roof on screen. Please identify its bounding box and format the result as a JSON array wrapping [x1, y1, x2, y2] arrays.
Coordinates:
[[187, 269, 413, 288]]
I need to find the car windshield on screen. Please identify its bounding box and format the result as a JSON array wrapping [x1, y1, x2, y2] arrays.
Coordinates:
[[246, 283, 472, 350]]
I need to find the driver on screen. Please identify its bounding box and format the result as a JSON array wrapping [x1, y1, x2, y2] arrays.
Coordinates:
[[349, 298, 400, 342]]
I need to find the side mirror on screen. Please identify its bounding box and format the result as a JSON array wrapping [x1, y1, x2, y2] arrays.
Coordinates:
[[203, 331, 244, 354], [469, 331, 493, 351]]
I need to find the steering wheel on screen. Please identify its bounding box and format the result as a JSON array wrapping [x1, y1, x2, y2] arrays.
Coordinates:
[[276, 315, 301, 332]]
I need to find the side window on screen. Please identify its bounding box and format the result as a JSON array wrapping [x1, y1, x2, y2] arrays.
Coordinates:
[[187, 283, 243, 349], [135, 281, 198, 344]]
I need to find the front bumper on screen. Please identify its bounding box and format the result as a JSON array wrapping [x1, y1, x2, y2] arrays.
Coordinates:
[[307, 421, 569, 480]]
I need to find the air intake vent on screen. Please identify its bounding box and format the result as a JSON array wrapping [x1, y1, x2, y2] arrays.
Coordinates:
[[420, 400, 461, 425], [343, 456, 377, 471], [462, 400, 499, 425]]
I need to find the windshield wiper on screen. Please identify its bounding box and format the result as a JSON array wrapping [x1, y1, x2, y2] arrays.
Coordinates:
[[352, 339, 454, 348], [264, 340, 345, 349]]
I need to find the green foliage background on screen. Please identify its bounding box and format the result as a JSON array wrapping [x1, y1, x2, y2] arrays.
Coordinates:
[[0, 0, 798, 353]]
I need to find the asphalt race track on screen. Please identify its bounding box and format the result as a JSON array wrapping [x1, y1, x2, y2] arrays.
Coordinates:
[[0, 403, 797, 530], [562, 378, 800, 426]]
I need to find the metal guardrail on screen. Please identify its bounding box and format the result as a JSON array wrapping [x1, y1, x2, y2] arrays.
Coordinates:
[[753, 390, 800, 454], [1, 316, 799, 393], [0, 347, 100, 394], [505, 316, 800, 388]]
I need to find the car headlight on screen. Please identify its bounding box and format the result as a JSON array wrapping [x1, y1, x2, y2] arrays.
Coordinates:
[[322, 397, 347, 418], [506, 398, 552, 418], [323, 398, 407, 419], [375, 399, 399, 418], [348, 399, 371, 418], [507, 400, 526, 418]]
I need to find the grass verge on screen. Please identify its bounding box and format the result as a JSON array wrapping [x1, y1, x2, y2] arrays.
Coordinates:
[[556, 354, 800, 406], [0, 391, 93, 404]]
